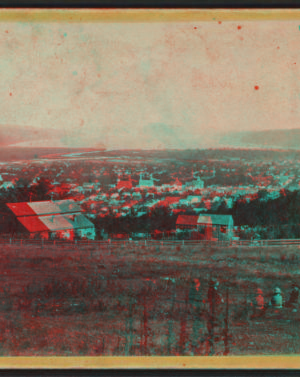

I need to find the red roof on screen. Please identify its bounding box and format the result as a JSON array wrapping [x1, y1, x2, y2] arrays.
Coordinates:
[[17, 216, 49, 233], [117, 180, 132, 190], [164, 196, 180, 204], [7, 200, 80, 217], [7, 203, 36, 217], [159, 196, 180, 207], [176, 215, 198, 226], [172, 209, 186, 214]]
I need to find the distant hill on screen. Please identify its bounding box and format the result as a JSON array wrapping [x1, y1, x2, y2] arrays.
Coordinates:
[[0, 147, 100, 162], [0, 125, 60, 147], [219, 129, 300, 150]]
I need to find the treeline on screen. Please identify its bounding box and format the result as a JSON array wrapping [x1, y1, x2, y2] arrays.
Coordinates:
[[94, 207, 177, 237], [216, 189, 300, 227]]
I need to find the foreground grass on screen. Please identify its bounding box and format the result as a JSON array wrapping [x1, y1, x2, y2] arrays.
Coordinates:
[[0, 242, 298, 355]]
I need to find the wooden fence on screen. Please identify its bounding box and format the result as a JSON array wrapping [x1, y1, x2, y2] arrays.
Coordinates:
[[0, 237, 300, 248]]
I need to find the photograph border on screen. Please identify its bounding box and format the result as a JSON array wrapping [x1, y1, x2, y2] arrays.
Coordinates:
[[0, 8, 299, 369]]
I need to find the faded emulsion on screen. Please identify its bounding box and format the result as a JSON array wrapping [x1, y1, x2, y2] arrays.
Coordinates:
[[0, 14, 299, 359]]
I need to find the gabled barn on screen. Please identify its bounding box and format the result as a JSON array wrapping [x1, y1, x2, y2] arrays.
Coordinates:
[[176, 213, 234, 240], [197, 214, 234, 241], [5, 199, 95, 240]]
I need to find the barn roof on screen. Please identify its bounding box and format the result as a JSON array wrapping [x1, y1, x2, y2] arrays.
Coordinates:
[[64, 213, 94, 229], [176, 215, 198, 226], [17, 216, 50, 233], [28, 201, 62, 216], [7, 199, 81, 217], [7, 202, 36, 217], [25, 213, 95, 232], [39, 215, 74, 231], [197, 214, 233, 226]]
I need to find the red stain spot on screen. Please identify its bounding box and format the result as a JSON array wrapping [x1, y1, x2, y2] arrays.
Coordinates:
[[254, 85, 259, 90], [5, 30, 8, 33], [218, 21, 222, 24], [277, 46, 280, 49], [97, 74, 101, 78], [194, 27, 197, 30], [237, 25, 242, 30], [9, 93, 12, 96]]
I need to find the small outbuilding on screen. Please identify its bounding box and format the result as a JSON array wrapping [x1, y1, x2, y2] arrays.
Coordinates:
[[176, 214, 234, 240]]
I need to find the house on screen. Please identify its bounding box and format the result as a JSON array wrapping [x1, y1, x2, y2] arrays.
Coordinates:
[[197, 214, 234, 240], [176, 214, 234, 240], [132, 191, 142, 200], [0, 181, 15, 190], [170, 178, 183, 191], [183, 177, 204, 191], [139, 173, 158, 188], [179, 198, 190, 206], [143, 199, 160, 209], [5, 199, 95, 240], [116, 175, 133, 190], [186, 195, 202, 204], [159, 196, 181, 208]]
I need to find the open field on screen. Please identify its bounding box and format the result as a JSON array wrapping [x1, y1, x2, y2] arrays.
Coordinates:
[[0, 242, 299, 356]]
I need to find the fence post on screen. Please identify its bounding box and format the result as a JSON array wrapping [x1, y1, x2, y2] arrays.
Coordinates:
[[224, 287, 230, 356], [9, 238, 11, 245]]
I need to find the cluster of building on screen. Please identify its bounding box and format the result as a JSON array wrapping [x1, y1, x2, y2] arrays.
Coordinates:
[[1, 155, 300, 241]]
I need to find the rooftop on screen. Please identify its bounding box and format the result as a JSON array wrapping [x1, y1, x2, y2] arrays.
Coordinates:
[[7, 199, 81, 217]]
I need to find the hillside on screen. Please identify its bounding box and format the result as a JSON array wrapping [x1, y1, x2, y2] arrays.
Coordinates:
[[219, 129, 300, 150], [0, 241, 298, 356]]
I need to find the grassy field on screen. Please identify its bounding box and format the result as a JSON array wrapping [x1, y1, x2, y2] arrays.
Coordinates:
[[0, 241, 299, 355]]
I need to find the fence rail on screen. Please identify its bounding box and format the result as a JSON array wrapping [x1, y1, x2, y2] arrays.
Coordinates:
[[0, 237, 300, 248]]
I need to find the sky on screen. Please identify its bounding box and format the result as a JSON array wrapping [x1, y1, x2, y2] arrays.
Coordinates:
[[1, 20, 300, 149]]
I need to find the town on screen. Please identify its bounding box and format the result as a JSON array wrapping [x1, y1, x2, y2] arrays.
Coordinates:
[[1, 148, 300, 242]]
